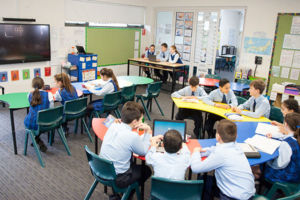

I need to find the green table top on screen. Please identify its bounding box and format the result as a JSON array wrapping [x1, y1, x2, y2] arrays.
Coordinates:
[[117, 76, 153, 85], [0, 92, 29, 109]]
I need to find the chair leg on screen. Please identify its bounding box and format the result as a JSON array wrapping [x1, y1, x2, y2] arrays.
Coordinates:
[[24, 130, 29, 155], [82, 118, 93, 143], [49, 130, 55, 146], [58, 126, 71, 156], [139, 98, 151, 121], [28, 131, 45, 167], [154, 97, 164, 116], [84, 180, 98, 200], [135, 184, 142, 200], [74, 119, 79, 134]]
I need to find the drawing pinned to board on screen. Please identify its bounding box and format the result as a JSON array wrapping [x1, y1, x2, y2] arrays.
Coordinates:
[[176, 12, 185, 20], [184, 45, 191, 53], [11, 70, 19, 81], [34, 68, 41, 77], [185, 12, 193, 21], [45, 67, 51, 77], [184, 29, 192, 37], [182, 53, 190, 61], [0, 72, 8, 82], [176, 29, 183, 36], [176, 21, 184, 28], [176, 45, 183, 53], [183, 37, 192, 45], [22, 69, 30, 80], [175, 36, 184, 45], [184, 21, 193, 29]]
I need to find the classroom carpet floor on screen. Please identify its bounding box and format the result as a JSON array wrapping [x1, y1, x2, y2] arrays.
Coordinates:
[[0, 85, 204, 200]]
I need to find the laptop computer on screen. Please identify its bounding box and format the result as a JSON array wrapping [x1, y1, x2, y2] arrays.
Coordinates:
[[76, 45, 86, 54], [153, 119, 187, 142], [148, 54, 159, 62]]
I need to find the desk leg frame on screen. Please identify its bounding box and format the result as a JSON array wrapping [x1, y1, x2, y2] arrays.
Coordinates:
[[171, 102, 175, 120], [127, 60, 130, 76], [171, 68, 176, 93], [10, 109, 17, 154]]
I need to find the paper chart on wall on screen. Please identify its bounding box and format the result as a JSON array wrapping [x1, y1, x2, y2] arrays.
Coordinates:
[[281, 67, 290, 78], [279, 49, 294, 67], [134, 41, 139, 50], [283, 34, 300, 50], [135, 31, 140, 40], [272, 66, 280, 77], [290, 68, 300, 80], [291, 16, 300, 34], [269, 91, 277, 101], [292, 51, 300, 68]]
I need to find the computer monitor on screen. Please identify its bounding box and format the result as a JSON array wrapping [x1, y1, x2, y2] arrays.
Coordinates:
[[153, 119, 187, 142], [148, 54, 158, 62]]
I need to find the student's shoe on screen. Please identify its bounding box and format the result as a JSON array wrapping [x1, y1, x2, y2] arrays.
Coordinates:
[[36, 138, 47, 153], [109, 194, 121, 200]]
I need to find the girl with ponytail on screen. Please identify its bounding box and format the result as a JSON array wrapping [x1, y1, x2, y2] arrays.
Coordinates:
[[85, 68, 120, 115], [54, 73, 78, 105], [264, 112, 300, 183], [169, 45, 183, 64], [24, 77, 54, 152]]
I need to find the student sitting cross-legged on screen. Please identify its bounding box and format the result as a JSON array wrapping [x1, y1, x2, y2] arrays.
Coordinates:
[[232, 79, 270, 118], [203, 78, 238, 138], [146, 130, 190, 180], [99, 101, 152, 191], [171, 76, 207, 138], [191, 119, 255, 200]]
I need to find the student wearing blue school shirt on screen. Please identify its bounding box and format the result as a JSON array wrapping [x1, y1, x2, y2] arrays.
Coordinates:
[[146, 130, 191, 180], [232, 79, 270, 118], [155, 43, 170, 82], [144, 44, 156, 78], [191, 120, 255, 200], [84, 68, 119, 116], [203, 78, 238, 138], [100, 101, 153, 197], [171, 76, 207, 138]]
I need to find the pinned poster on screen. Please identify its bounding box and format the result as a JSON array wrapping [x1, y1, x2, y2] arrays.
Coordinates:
[[34, 68, 41, 77], [279, 49, 294, 67], [45, 67, 51, 77], [22, 69, 30, 80], [0, 72, 8, 82], [11, 70, 19, 81]]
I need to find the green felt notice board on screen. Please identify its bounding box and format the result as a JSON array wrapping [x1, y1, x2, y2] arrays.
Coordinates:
[[267, 13, 300, 95], [86, 27, 141, 66]]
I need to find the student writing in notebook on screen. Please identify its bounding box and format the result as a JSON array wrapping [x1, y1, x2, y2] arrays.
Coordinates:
[[203, 78, 238, 138], [191, 119, 255, 200], [171, 76, 207, 138], [146, 130, 191, 180], [232, 79, 270, 118]]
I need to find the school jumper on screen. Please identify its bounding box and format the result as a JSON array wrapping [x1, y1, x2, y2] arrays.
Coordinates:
[[146, 145, 190, 180], [100, 122, 152, 188], [168, 53, 183, 81], [144, 50, 155, 77], [191, 142, 255, 200], [237, 95, 270, 118], [203, 88, 238, 138], [155, 50, 170, 82], [24, 91, 54, 130], [171, 86, 207, 138], [54, 86, 78, 105], [264, 133, 300, 183]]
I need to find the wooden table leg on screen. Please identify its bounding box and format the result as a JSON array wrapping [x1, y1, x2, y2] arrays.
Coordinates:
[[10, 109, 17, 154]]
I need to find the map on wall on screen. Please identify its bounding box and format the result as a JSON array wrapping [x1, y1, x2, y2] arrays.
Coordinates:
[[244, 37, 273, 55]]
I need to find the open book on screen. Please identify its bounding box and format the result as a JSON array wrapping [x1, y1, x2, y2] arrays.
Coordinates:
[[224, 113, 243, 121], [238, 143, 261, 158], [245, 134, 281, 155], [255, 123, 282, 137]]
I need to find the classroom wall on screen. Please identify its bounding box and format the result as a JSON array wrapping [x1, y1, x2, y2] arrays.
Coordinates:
[[145, 0, 300, 80]]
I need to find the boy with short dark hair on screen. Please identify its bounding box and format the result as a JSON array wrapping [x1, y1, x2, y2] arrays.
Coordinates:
[[156, 43, 170, 82], [146, 130, 190, 180], [171, 76, 207, 138], [144, 44, 156, 78], [191, 119, 255, 200], [232, 79, 270, 118], [100, 101, 152, 189]]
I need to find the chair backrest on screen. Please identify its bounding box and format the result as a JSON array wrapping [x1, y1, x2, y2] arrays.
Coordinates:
[[269, 106, 284, 123], [64, 97, 88, 119], [278, 185, 300, 200], [231, 55, 236, 62], [151, 176, 204, 200], [37, 106, 64, 132], [237, 96, 247, 105], [84, 145, 116, 181], [147, 81, 162, 97], [205, 74, 221, 80], [237, 79, 251, 85], [103, 91, 122, 111], [121, 85, 137, 104]]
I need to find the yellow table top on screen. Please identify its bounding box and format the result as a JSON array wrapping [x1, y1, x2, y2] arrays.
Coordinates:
[[172, 98, 270, 122]]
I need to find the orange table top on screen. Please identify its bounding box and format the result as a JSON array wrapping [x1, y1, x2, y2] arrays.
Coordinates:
[[47, 88, 84, 100], [199, 78, 220, 87]]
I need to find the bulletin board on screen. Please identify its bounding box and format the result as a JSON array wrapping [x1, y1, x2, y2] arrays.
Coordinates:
[[267, 13, 300, 95], [86, 27, 141, 66]]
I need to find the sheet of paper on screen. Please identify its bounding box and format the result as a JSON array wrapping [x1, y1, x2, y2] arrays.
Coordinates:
[[135, 31, 140, 40], [82, 63, 86, 69], [175, 36, 184, 44], [245, 134, 281, 155], [282, 94, 289, 102], [290, 68, 300, 80], [92, 56, 97, 61], [292, 51, 300, 68], [255, 123, 281, 136], [291, 16, 300, 34], [79, 57, 85, 62], [270, 91, 277, 101], [281, 67, 290, 78], [283, 34, 300, 50], [92, 62, 97, 67], [134, 50, 139, 58], [134, 41, 139, 50], [295, 96, 300, 104], [272, 66, 280, 77], [279, 49, 294, 67], [86, 57, 91, 62]]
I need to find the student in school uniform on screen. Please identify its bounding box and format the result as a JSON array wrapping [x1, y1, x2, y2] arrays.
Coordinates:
[[264, 112, 300, 183], [146, 130, 190, 180], [191, 119, 255, 200], [54, 73, 78, 105], [203, 78, 238, 138], [168, 45, 183, 81], [84, 68, 119, 116], [171, 76, 207, 138], [155, 43, 170, 82], [100, 101, 152, 193], [144, 44, 156, 78], [271, 99, 299, 134], [24, 77, 54, 152], [232, 79, 270, 118]]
